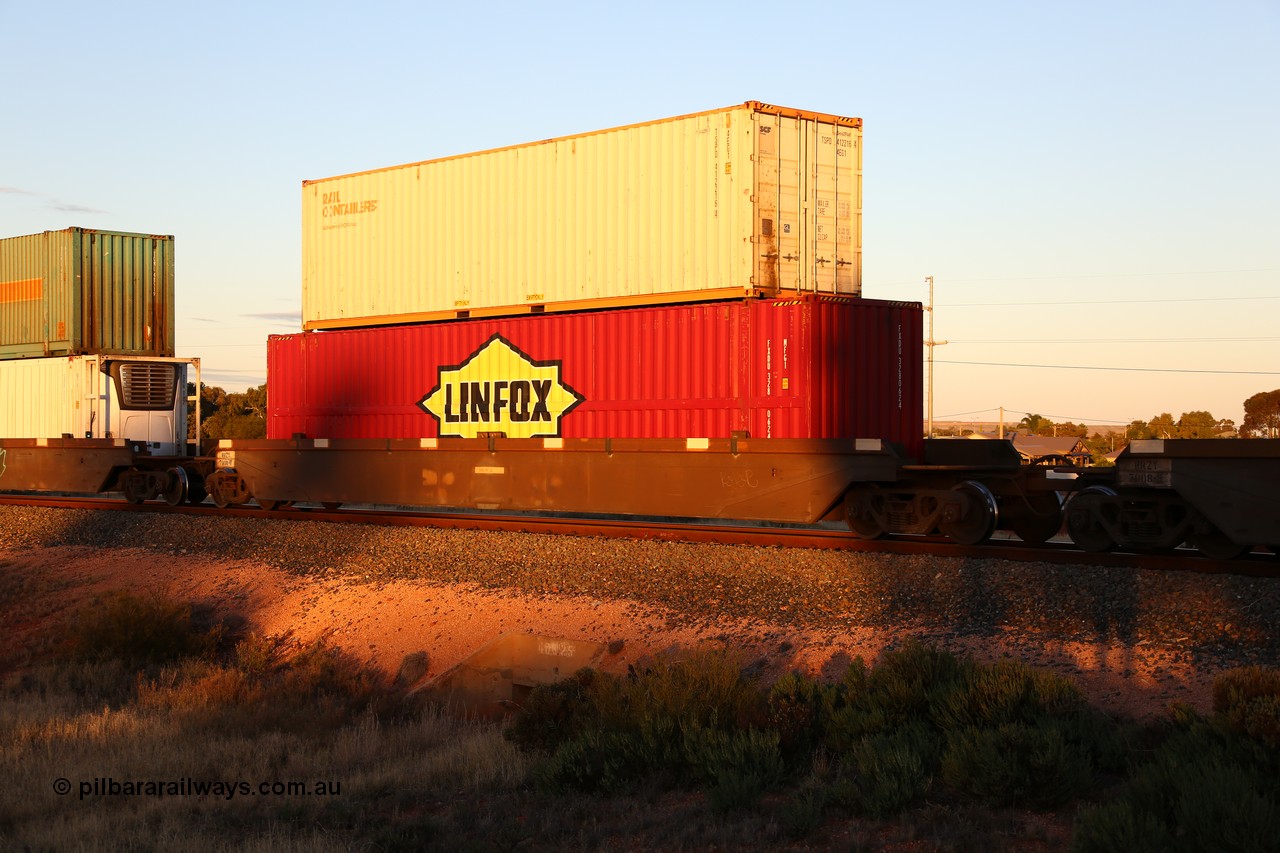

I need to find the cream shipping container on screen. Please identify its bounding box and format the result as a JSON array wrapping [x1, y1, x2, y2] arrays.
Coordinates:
[[0, 228, 176, 359], [0, 355, 197, 456], [302, 101, 862, 330]]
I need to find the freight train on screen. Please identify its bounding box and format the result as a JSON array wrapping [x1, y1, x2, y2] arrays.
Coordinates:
[[2, 105, 1277, 559]]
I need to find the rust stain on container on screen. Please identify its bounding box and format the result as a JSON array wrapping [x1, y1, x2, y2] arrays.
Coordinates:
[[0, 228, 175, 360]]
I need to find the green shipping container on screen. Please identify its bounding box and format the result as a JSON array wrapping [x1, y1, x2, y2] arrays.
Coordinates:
[[0, 228, 175, 359]]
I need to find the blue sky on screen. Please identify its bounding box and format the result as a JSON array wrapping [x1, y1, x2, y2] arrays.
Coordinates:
[[3, 0, 1277, 428]]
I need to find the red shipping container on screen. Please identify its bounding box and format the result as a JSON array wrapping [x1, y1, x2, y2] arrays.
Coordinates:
[[267, 296, 923, 457]]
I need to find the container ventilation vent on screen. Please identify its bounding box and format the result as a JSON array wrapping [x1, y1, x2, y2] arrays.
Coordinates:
[[117, 362, 179, 409]]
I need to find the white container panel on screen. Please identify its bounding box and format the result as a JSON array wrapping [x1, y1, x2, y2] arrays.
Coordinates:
[[0, 355, 192, 454], [302, 102, 861, 330]]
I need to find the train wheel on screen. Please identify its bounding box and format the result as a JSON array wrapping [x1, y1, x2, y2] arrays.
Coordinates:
[[1009, 492, 1065, 545], [938, 480, 998, 546], [161, 467, 189, 507], [1192, 525, 1249, 561], [186, 477, 208, 505], [844, 487, 886, 539], [258, 499, 294, 511], [1065, 487, 1116, 552], [321, 501, 343, 511], [121, 471, 148, 505]]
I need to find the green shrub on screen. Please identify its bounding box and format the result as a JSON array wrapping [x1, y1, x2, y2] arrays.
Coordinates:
[[504, 668, 603, 751], [610, 648, 767, 733], [932, 657, 1084, 730], [1072, 800, 1173, 853], [1073, 720, 1280, 852], [532, 727, 653, 794], [767, 670, 833, 764], [838, 724, 936, 818], [1214, 666, 1280, 747], [941, 720, 1093, 808], [824, 643, 969, 750], [779, 786, 828, 841], [684, 726, 783, 785]]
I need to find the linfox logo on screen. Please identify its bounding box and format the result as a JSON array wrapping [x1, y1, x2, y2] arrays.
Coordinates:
[[417, 335, 584, 439]]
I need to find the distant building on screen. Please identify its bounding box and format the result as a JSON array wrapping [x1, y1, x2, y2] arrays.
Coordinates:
[[960, 431, 1093, 466]]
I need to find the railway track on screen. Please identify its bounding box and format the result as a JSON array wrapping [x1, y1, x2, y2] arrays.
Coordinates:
[[2, 493, 1276, 578]]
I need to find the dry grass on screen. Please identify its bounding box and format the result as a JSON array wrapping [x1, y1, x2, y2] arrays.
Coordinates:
[[0, 569, 1075, 851], [0, 568, 535, 852], [7, 559, 1276, 851]]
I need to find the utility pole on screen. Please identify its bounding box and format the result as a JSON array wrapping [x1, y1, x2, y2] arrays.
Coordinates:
[[924, 275, 948, 438]]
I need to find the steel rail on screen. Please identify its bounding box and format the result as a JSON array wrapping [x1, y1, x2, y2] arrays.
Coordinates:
[[1, 494, 1275, 577]]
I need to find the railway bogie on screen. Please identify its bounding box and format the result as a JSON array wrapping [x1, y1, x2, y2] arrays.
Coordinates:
[[842, 440, 1068, 545], [1065, 439, 1280, 559]]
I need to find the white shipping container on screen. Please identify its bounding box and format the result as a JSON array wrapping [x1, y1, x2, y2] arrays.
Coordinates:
[[302, 102, 862, 330], [0, 355, 196, 455]]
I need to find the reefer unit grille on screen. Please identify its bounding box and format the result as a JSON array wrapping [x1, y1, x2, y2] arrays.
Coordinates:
[[112, 361, 179, 410]]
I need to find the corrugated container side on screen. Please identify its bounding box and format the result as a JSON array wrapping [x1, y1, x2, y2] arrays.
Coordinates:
[[301, 102, 862, 330], [0, 356, 83, 439], [0, 355, 190, 453], [269, 297, 923, 457], [0, 228, 175, 359]]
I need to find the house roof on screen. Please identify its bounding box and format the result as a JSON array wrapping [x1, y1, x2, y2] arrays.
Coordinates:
[[963, 431, 1090, 459]]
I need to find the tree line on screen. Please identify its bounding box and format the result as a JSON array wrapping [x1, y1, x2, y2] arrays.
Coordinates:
[[935, 388, 1280, 458], [186, 384, 267, 441]]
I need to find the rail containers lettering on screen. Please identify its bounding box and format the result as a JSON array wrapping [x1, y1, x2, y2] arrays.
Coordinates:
[[302, 102, 863, 330], [268, 296, 924, 458], [0, 228, 175, 359]]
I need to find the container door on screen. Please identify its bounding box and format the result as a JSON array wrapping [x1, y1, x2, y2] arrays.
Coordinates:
[[753, 112, 801, 292], [753, 112, 861, 296]]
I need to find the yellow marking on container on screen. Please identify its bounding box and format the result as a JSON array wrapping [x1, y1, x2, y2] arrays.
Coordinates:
[[218, 439, 233, 448], [314, 438, 330, 448], [686, 438, 711, 451], [419, 438, 438, 449], [543, 438, 564, 449], [36, 438, 48, 446], [475, 466, 505, 475]]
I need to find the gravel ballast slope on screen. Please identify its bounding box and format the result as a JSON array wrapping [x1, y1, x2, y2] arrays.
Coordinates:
[[2, 505, 1277, 719]]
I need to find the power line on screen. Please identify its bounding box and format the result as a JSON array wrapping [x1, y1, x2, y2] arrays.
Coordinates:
[[938, 359, 1280, 376], [951, 335, 1280, 344], [941, 295, 1279, 308], [931, 409, 1131, 425], [878, 268, 1280, 289]]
